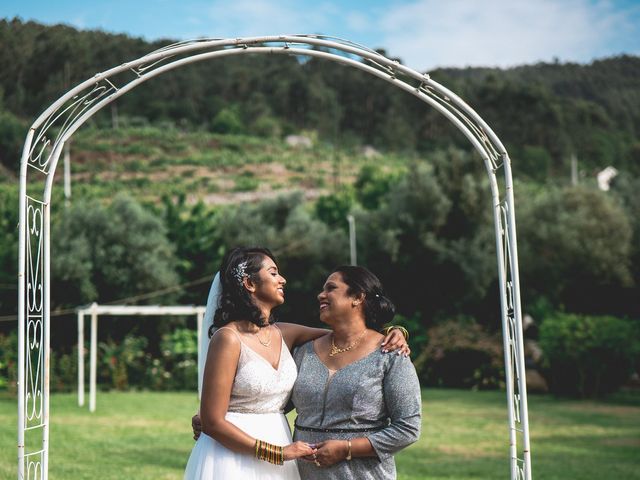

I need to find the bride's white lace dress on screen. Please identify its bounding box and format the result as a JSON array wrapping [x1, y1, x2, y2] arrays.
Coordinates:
[[184, 327, 301, 479]]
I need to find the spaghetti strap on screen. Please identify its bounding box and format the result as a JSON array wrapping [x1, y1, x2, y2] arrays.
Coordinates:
[[212, 325, 285, 359], [211, 326, 242, 342], [272, 324, 284, 343]]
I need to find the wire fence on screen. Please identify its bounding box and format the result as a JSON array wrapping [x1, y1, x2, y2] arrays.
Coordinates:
[[0, 274, 213, 323]]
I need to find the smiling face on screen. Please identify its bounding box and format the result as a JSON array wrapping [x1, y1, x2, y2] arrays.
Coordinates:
[[318, 271, 360, 324], [249, 255, 286, 308]]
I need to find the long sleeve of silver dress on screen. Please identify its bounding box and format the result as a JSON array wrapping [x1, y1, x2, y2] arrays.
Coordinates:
[[292, 341, 422, 480]]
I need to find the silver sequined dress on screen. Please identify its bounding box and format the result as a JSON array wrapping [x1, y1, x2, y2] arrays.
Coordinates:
[[292, 341, 421, 479]]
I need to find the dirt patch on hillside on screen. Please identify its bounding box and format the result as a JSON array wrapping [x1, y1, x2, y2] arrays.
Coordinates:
[[190, 187, 328, 206]]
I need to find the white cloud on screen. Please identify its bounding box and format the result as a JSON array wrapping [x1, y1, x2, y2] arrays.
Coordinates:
[[69, 15, 86, 29], [203, 0, 338, 37], [345, 11, 370, 33], [378, 0, 640, 70], [185, 16, 204, 26]]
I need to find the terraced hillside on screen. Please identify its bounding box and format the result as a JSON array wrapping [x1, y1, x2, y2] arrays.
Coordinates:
[[5, 126, 411, 205]]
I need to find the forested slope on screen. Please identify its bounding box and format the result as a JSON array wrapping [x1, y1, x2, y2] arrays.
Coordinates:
[[1, 18, 639, 177]]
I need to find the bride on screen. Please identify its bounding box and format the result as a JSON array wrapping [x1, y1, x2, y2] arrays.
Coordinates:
[[184, 247, 408, 479]]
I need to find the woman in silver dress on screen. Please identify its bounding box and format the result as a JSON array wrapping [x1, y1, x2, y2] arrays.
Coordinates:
[[292, 266, 422, 479]]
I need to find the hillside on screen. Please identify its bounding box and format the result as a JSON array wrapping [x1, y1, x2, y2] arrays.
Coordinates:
[[0, 125, 411, 204], [1, 18, 639, 178]]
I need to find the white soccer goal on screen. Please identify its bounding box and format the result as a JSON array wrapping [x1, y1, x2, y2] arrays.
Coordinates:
[[75, 303, 206, 412]]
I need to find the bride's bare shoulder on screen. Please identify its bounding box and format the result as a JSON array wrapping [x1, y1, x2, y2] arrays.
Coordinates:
[[209, 326, 242, 351]]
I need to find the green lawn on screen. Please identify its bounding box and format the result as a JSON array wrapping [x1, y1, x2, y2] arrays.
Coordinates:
[[1, 389, 638, 479]]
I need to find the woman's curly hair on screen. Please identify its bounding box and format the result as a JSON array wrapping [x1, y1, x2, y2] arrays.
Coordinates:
[[210, 246, 278, 336]]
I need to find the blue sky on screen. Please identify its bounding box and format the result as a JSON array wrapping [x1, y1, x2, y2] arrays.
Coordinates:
[[2, 0, 639, 70]]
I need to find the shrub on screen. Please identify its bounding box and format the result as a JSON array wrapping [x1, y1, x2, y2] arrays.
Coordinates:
[[0, 331, 17, 394], [354, 164, 398, 210], [0, 109, 26, 173], [314, 190, 355, 230], [251, 115, 282, 138], [232, 175, 260, 192], [51, 349, 77, 393], [414, 317, 504, 390], [210, 107, 244, 135], [0, 332, 78, 394], [388, 312, 428, 356], [539, 313, 639, 397], [99, 335, 149, 390], [157, 327, 198, 391]]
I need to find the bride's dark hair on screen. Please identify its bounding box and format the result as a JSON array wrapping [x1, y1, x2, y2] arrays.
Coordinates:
[[210, 246, 278, 335]]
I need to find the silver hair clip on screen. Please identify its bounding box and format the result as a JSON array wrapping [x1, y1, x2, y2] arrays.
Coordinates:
[[232, 261, 248, 283]]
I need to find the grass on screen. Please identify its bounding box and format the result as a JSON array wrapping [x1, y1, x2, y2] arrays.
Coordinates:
[[1, 389, 639, 479]]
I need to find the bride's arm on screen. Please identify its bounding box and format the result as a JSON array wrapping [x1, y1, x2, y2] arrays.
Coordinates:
[[277, 323, 329, 350], [200, 328, 256, 453], [277, 323, 410, 355]]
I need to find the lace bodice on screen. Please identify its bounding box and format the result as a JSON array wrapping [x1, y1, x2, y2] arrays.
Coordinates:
[[212, 326, 297, 414]]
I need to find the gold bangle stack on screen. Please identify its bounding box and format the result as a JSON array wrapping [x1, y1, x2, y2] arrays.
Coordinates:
[[381, 325, 409, 340], [255, 439, 285, 465]]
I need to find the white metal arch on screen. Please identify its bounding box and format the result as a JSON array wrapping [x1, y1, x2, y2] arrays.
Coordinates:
[[17, 35, 531, 480]]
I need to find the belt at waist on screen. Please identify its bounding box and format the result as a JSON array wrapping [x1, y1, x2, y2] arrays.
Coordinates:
[[294, 421, 385, 433]]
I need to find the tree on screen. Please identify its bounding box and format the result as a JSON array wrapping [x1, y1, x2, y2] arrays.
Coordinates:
[[609, 174, 640, 318], [0, 108, 26, 173], [357, 161, 449, 318], [357, 150, 498, 321], [353, 164, 399, 210], [2, 19, 640, 175], [314, 189, 354, 230], [612, 174, 640, 275], [161, 195, 221, 305], [0, 186, 19, 320], [518, 185, 633, 314], [210, 106, 244, 134], [51, 194, 179, 308]]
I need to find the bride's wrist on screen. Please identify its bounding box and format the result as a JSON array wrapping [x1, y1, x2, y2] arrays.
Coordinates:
[[255, 439, 284, 465]]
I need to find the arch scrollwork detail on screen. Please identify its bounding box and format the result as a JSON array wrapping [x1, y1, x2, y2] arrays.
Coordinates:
[[28, 82, 119, 175], [25, 197, 44, 429], [26, 454, 43, 480]]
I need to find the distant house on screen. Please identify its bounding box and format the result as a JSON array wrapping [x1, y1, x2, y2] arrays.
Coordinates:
[[597, 166, 618, 191]]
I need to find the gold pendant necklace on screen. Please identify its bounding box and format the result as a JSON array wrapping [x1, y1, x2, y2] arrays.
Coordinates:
[[255, 326, 272, 347], [329, 330, 367, 357]]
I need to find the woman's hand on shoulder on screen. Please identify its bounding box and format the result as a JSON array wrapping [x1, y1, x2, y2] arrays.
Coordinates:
[[381, 328, 410, 357]]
